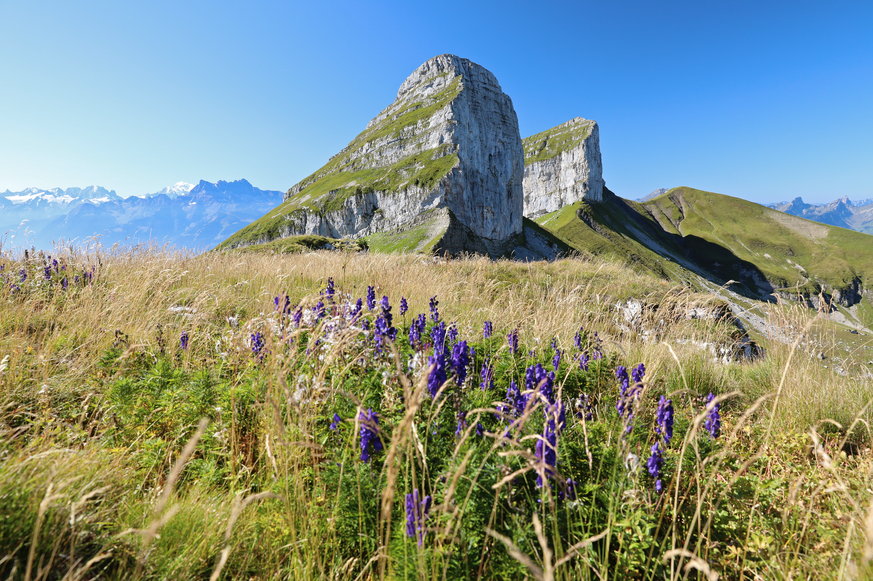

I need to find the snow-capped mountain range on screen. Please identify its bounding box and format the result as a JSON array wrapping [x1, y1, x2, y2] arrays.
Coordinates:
[[0, 180, 284, 251]]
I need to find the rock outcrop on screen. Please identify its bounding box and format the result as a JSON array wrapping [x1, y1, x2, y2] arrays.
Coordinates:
[[522, 117, 603, 218], [223, 54, 525, 256]]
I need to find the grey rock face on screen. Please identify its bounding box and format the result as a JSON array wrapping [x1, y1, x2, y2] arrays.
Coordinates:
[[273, 54, 524, 251], [522, 117, 603, 218]]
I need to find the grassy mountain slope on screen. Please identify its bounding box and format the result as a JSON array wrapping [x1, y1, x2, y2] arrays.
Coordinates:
[[538, 187, 873, 313]]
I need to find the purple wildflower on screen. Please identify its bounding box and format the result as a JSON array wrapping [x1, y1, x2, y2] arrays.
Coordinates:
[[359, 408, 382, 462], [330, 413, 342, 431], [575, 393, 593, 421], [400, 297, 408, 316], [324, 278, 335, 302], [578, 351, 590, 371], [552, 349, 562, 372], [655, 395, 674, 444], [450, 340, 470, 386], [374, 316, 389, 354], [292, 307, 303, 328], [525, 363, 555, 404], [479, 360, 494, 391], [574, 327, 584, 350], [430, 321, 446, 356], [647, 442, 665, 493], [380, 296, 392, 327], [43, 266, 51, 280], [429, 296, 439, 323], [705, 393, 721, 438], [455, 411, 467, 437], [632, 363, 646, 385], [409, 313, 426, 349], [483, 320, 493, 339], [251, 332, 266, 360], [507, 329, 519, 355], [476, 422, 484, 437], [180, 331, 189, 350], [61, 277, 67, 290], [350, 298, 363, 320], [446, 325, 458, 347], [559, 478, 578, 501], [405, 489, 431, 546], [367, 286, 376, 311]]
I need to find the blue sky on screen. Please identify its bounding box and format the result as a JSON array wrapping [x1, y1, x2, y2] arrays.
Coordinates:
[[1, 0, 871, 204]]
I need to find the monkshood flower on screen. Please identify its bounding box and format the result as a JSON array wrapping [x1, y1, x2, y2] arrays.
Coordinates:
[[20, 269, 26, 283], [483, 320, 493, 339], [558, 478, 578, 501], [615, 366, 630, 414], [330, 413, 342, 431], [367, 286, 376, 310], [655, 395, 674, 444], [380, 296, 392, 327], [292, 307, 303, 328], [400, 297, 408, 316], [427, 349, 447, 399], [535, 402, 563, 488], [324, 277, 335, 302], [705, 393, 721, 438], [479, 360, 494, 391], [405, 489, 432, 546], [632, 363, 646, 385], [180, 331, 189, 350], [430, 321, 447, 356], [361, 318, 370, 332], [507, 380, 526, 417], [574, 327, 584, 351], [251, 332, 266, 360], [455, 411, 467, 437], [350, 298, 363, 320], [313, 301, 326, 323], [450, 340, 470, 386], [408, 314, 425, 349], [578, 351, 590, 371], [507, 329, 519, 355], [374, 316, 389, 355], [476, 422, 484, 437], [275, 294, 292, 315], [446, 325, 458, 347], [525, 363, 555, 404], [647, 442, 665, 493], [52, 259, 58, 272], [44, 266, 51, 280], [359, 408, 382, 462], [552, 349, 562, 372], [61, 277, 68, 290], [429, 296, 439, 322]]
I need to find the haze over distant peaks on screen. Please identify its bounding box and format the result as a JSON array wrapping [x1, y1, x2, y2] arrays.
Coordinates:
[[768, 195, 873, 235], [0, 179, 283, 251]]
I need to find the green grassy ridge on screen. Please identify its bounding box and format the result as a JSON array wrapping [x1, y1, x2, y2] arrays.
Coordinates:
[[538, 188, 873, 312], [647, 187, 873, 292], [522, 118, 595, 165], [226, 235, 367, 254]]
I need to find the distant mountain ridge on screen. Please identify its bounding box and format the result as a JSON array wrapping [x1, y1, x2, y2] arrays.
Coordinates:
[[768, 196, 873, 234], [1, 180, 283, 251]]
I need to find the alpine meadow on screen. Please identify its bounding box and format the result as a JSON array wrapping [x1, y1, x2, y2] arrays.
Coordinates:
[[4, 51, 873, 581]]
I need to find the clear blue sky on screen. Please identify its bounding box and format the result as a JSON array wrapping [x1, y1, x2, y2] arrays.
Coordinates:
[[1, 0, 871, 204]]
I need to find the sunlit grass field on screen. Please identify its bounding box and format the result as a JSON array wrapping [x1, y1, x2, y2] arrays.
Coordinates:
[[2, 244, 873, 580]]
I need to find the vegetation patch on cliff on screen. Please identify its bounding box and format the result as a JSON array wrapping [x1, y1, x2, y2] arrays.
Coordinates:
[[522, 118, 594, 165]]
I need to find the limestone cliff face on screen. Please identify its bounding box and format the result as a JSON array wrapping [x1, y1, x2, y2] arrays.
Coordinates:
[[224, 54, 524, 254], [522, 118, 603, 218]]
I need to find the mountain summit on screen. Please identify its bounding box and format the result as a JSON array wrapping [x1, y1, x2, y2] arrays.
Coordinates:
[[222, 54, 535, 256]]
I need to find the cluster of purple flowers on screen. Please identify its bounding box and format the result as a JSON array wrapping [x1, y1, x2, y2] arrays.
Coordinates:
[[450, 340, 470, 386], [483, 320, 493, 339], [507, 329, 519, 355], [525, 363, 555, 403], [408, 314, 427, 350], [616, 364, 645, 434], [180, 331, 189, 350], [427, 322, 448, 397], [251, 332, 266, 360], [359, 408, 382, 462], [575, 393, 594, 421], [367, 286, 376, 311], [705, 393, 721, 438], [405, 489, 432, 546], [429, 296, 439, 322], [647, 394, 673, 493], [400, 297, 408, 316], [479, 359, 494, 391]]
